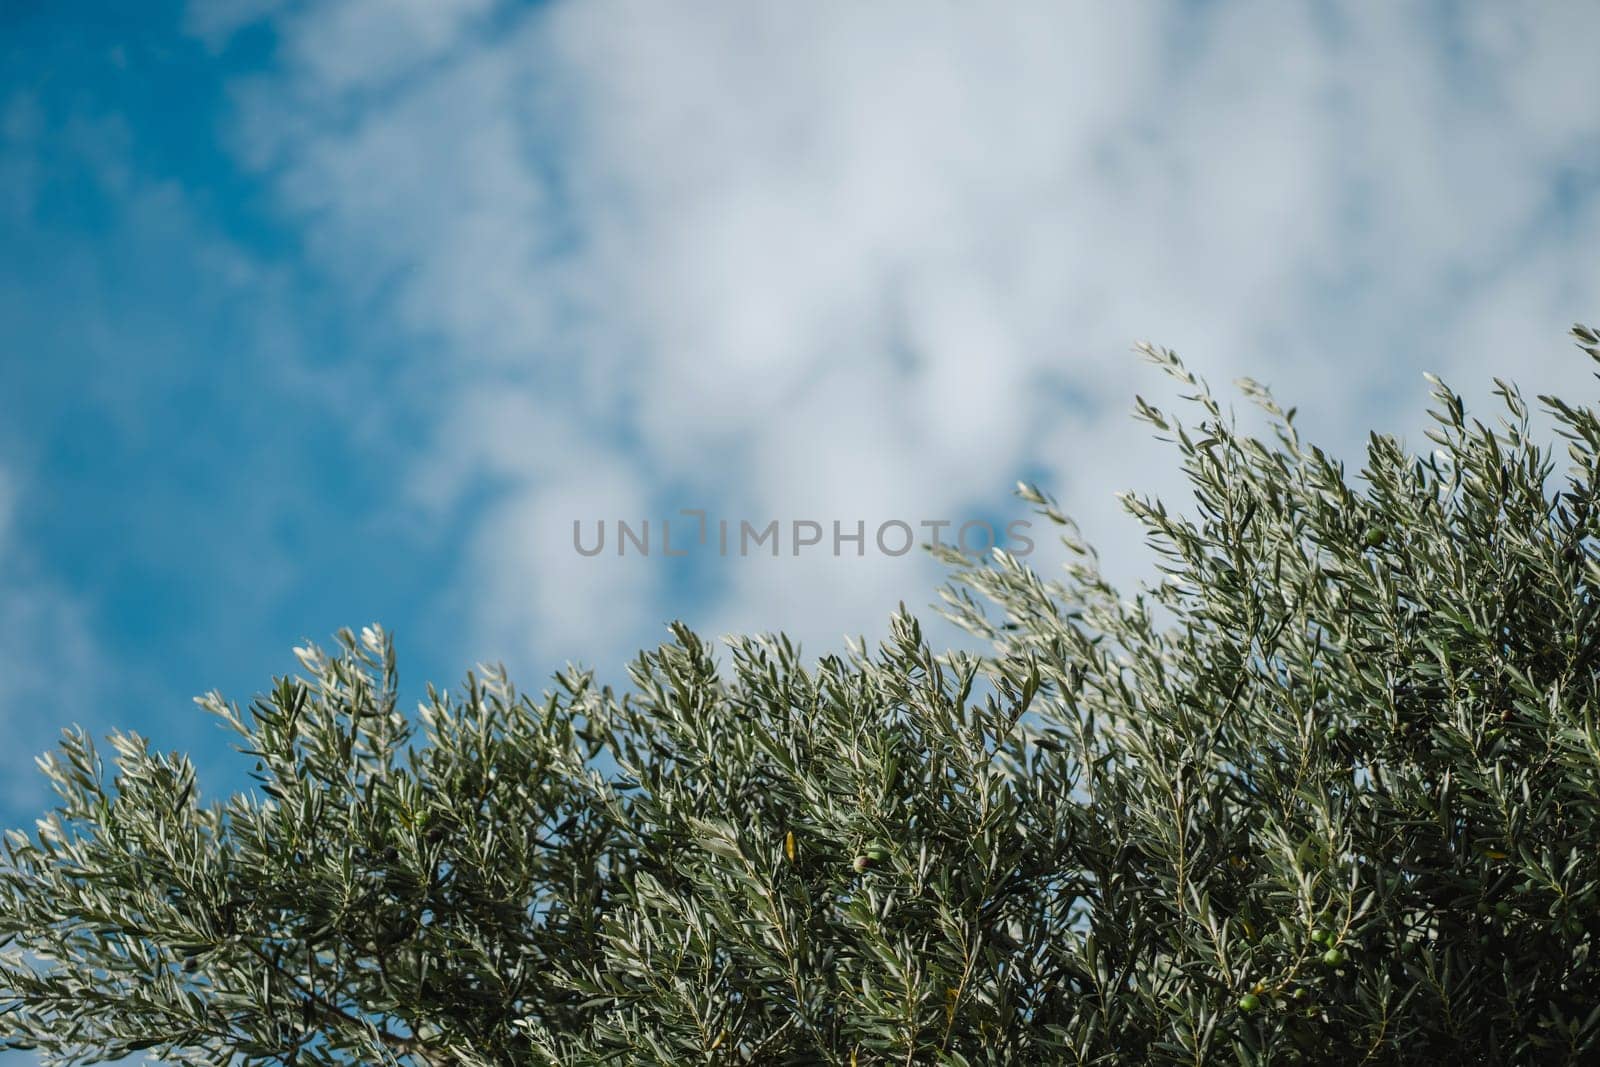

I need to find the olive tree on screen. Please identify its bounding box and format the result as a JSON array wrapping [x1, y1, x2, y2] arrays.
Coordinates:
[[6, 325, 1600, 1065]]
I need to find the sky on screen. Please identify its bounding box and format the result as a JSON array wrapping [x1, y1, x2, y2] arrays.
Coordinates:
[[1, 7, 1599, 1047]]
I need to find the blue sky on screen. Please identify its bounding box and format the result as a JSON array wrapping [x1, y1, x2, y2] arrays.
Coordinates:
[[2, 2, 1600, 993], [1, 1, 471, 815]]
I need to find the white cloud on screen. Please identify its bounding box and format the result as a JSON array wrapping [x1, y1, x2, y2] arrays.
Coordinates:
[[461, 446, 667, 672], [185, 0, 291, 50], [196, 0, 1600, 674]]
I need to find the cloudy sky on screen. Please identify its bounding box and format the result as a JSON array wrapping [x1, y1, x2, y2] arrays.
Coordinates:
[[3, 0, 1600, 886]]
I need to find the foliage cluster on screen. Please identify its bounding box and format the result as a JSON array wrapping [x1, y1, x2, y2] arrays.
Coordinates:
[[6, 327, 1600, 1064]]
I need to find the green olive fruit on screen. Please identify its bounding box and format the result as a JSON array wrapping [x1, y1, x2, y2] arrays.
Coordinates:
[[1322, 948, 1346, 966], [1237, 992, 1260, 1012]]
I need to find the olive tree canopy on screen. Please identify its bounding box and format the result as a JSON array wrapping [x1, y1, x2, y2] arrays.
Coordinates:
[[6, 327, 1600, 1065]]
